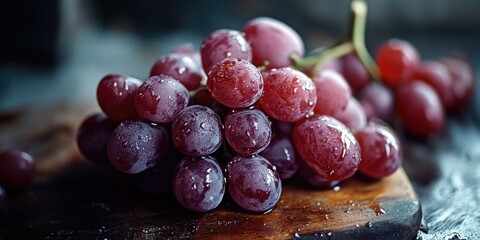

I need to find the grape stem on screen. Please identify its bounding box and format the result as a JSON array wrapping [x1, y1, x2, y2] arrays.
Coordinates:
[[292, 0, 379, 80]]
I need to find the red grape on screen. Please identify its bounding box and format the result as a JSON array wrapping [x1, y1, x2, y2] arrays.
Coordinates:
[[293, 115, 361, 181], [340, 53, 370, 93], [395, 80, 444, 138], [207, 58, 263, 109], [77, 113, 118, 164], [200, 29, 252, 73], [331, 97, 367, 132], [173, 155, 225, 212], [224, 109, 272, 156], [135, 75, 189, 124], [413, 61, 454, 109], [226, 155, 282, 213], [150, 53, 204, 91], [0, 149, 35, 190], [313, 69, 351, 116], [107, 120, 168, 174], [376, 39, 420, 86], [440, 57, 475, 111], [97, 74, 142, 122], [172, 105, 223, 157], [359, 82, 394, 122], [190, 88, 215, 107], [355, 122, 402, 179], [243, 17, 304, 69], [260, 67, 316, 122]]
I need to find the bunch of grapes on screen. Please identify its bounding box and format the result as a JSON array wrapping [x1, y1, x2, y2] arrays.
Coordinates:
[[77, 1, 474, 214]]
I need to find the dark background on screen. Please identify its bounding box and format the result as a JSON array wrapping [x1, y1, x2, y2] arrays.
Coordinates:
[[0, 1, 480, 239]]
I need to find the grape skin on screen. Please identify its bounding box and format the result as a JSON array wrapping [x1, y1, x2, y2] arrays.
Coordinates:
[[172, 105, 223, 157], [297, 163, 340, 188], [395, 80, 444, 138], [226, 155, 282, 213], [150, 53, 204, 91], [440, 57, 475, 111], [200, 29, 252, 73], [355, 123, 402, 179], [413, 61, 454, 109], [313, 69, 351, 116], [0, 149, 35, 190], [259, 131, 299, 180], [207, 58, 264, 109], [293, 115, 361, 181], [376, 39, 420, 86], [173, 156, 225, 212], [260, 67, 316, 123], [107, 120, 168, 174], [359, 82, 394, 122], [340, 53, 370, 93], [243, 17, 304, 69], [135, 75, 189, 124], [97, 74, 142, 122], [224, 109, 272, 157]]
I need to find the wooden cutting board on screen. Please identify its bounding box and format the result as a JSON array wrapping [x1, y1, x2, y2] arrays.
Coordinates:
[[0, 103, 421, 239]]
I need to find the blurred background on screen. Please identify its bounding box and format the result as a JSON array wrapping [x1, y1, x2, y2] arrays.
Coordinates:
[[0, 0, 479, 113]]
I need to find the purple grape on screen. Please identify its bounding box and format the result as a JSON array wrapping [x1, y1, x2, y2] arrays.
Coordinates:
[[77, 113, 118, 164], [331, 97, 367, 132], [173, 156, 225, 212], [226, 155, 282, 213], [340, 53, 370, 93], [0, 186, 7, 209], [0, 149, 35, 190], [260, 132, 299, 180], [224, 109, 272, 156], [107, 120, 168, 174], [172, 105, 223, 157], [135, 75, 189, 124]]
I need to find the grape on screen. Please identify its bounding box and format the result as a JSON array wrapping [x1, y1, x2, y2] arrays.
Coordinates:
[[224, 109, 272, 156], [170, 44, 202, 65], [359, 82, 394, 122], [340, 53, 370, 93], [137, 144, 183, 195], [97, 74, 142, 122], [200, 29, 252, 73], [77, 113, 118, 164], [0, 186, 6, 209], [150, 53, 204, 91], [207, 58, 263, 109], [0, 149, 35, 190], [107, 120, 168, 174], [173, 156, 225, 212], [135, 75, 189, 124], [242, 17, 304, 69], [172, 105, 223, 156], [260, 67, 316, 122], [413, 61, 453, 109], [331, 97, 367, 132], [395, 80, 444, 138], [293, 115, 361, 181], [375, 39, 420, 86], [297, 163, 340, 188], [271, 119, 294, 136], [440, 57, 474, 111], [226, 155, 282, 213], [355, 122, 402, 179], [313, 69, 351, 116], [259, 131, 299, 180]]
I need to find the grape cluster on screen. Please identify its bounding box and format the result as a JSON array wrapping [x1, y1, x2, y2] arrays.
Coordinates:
[[77, 11, 474, 215]]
